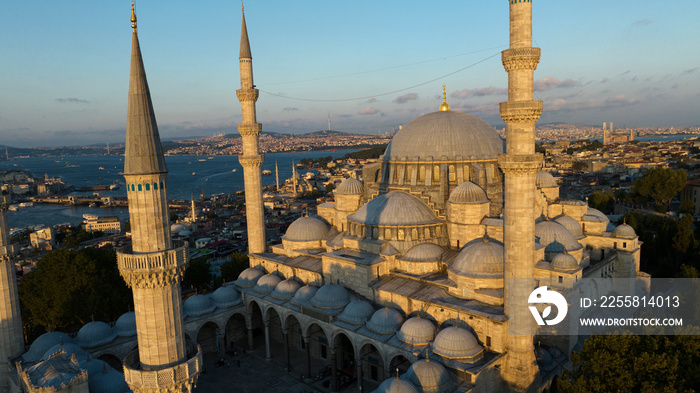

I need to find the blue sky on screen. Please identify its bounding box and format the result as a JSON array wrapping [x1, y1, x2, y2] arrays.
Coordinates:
[[1, 1, 699, 147]]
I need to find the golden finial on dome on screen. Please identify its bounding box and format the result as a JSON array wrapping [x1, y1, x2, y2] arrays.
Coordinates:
[[438, 84, 450, 112], [131, 2, 137, 32]]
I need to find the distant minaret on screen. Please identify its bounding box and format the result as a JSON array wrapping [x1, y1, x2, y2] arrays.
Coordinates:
[[328, 113, 331, 131], [116, 5, 200, 391], [4, 147, 7, 161], [292, 161, 298, 195], [275, 160, 280, 191], [498, 0, 541, 389], [107, 142, 110, 155], [603, 122, 608, 144], [191, 194, 197, 222], [236, 5, 266, 254], [0, 194, 23, 393]]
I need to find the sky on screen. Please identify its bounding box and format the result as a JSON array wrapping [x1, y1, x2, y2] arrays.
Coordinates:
[[1, 1, 699, 148]]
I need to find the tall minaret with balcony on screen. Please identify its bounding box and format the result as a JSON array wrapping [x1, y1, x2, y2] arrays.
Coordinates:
[[117, 5, 200, 392], [237, 6, 266, 254], [0, 194, 23, 393], [498, 0, 542, 389]]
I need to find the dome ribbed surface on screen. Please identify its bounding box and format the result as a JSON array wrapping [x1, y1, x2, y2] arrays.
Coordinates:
[[449, 238, 504, 277], [551, 252, 579, 270], [348, 191, 440, 226], [432, 326, 482, 360], [284, 216, 330, 241], [448, 181, 488, 204], [403, 359, 451, 393], [335, 177, 364, 195], [337, 300, 375, 324], [253, 274, 281, 294], [183, 294, 216, 317], [535, 220, 582, 253], [384, 111, 503, 161], [536, 170, 557, 188], [400, 243, 443, 262], [77, 321, 116, 348], [375, 377, 419, 393], [310, 284, 350, 309], [554, 215, 583, 238], [290, 285, 318, 306], [612, 223, 636, 238], [235, 267, 264, 288], [25, 332, 73, 362], [271, 279, 301, 300], [115, 312, 136, 337], [366, 307, 404, 334], [212, 286, 241, 308], [397, 317, 436, 345], [584, 207, 610, 223]]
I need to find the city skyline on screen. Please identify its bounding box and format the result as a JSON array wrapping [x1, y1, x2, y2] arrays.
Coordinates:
[[1, 0, 699, 148]]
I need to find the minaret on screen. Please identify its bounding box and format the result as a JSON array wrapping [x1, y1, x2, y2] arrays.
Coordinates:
[[190, 195, 197, 223], [0, 194, 23, 393], [275, 160, 280, 191], [292, 161, 298, 196], [116, 5, 200, 392], [498, 0, 541, 389], [236, 6, 266, 254]]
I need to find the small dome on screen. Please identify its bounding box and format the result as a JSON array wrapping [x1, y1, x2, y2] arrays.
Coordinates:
[[400, 243, 443, 263], [77, 321, 117, 348], [82, 358, 108, 378], [535, 220, 582, 253], [284, 216, 330, 242], [115, 312, 136, 337], [432, 326, 483, 360], [448, 181, 488, 204], [375, 377, 419, 393], [253, 274, 282, 294], [235, 267, 264, 288], [337, 300, 375, 324], [585, 207, 610, 223], [88, 367, 130, 393], [551, 252, 579, 271], [290, 285, 318, 306], [397, 317, 436, 345], [612, 223, 636, 238], [25, 332, 73, 362], [449, 238, 504, 278], [554, 215, 583, 238], [42, 343, 88, 362], [403, 359, 451, 393], [271, 279, 301, 300], [183, 294, 216, 317], [348, 191, 441, 226], [536, 170, 557, 188], [335, 177, 364, 195], [310, 284, 350, 309], [366, 307, 404, 334], [179, 229, 192, 236], [170, 223, 186, 233], [212, 286, 241, 308]]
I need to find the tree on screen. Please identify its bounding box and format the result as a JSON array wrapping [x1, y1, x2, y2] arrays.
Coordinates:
[[588, 191, 615, 214], [219, 252, 249, 283], [679, 198, 695, 215], [571, 161, 588, 172], [182, 257, 212, 293], [19, 248, 132, 331], [633, 167, 687, 209], [325, 183, 335, 193]]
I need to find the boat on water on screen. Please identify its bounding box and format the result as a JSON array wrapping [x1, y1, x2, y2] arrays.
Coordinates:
[[98, 166, 104, 170], [192, 172, 196, 175], [8, 205, 19, 211], [198, 159, 206, 162], [262, 169, 272, 175], [18, 202, 34, 208], [83, 214, 99, 221], [232, 169, 237, 172], [89, 202, 97, 208], [109, 183, 120, 190]]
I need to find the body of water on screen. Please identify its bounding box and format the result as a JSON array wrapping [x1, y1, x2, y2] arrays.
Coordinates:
[[1, 150, 356, 230]]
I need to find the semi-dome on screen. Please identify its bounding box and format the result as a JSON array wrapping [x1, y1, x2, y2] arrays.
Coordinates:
[[24, 332, 73, 362], [348, 191, 441, 226], [87, 367, 130, 393], [115, 312, 136, 337], [449, 238, 504, 277], [535, 220, 582, 253], [337, 300, 375, 325], [271, 279, 301, 300], [554, 215, 584, 238], [310, 284, 350, 309], [612, 223, 636, 238], [183, 294, 216, 317], [448, 181, 488, 204], [403, 359, 451, 393], [42, 343, 88, 362], [384, 111, 504, 161], [397, 317, 436, 345], [235, 267, 264, 288], [366, 307, 404, 334], [585, 207, 610, 223], [335, 177, 364, 195], [375, 377, 419, 393], [536, 170, 557, 188], [77, 321, 117, 348], [284, 216, 330, 242], [551, 251, 579, 271], [211, 285, 241, 308], [253, 274, 282, 294], [432, 326, 483, 360], [400, 243, 443, 262], [290, 285, 318, 306]]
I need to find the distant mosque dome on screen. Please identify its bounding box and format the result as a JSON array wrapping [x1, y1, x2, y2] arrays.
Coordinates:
[[536, 170, 557, 188], [555, 215, 584, 239], [448, 181, 488, 204], [235, 267, 264, 288], [449, 238, 504, 278], [310, 284, 350, 310], [183, 294, 216, 317], [211, 285, 241, 308], [290, 285, 318, 306], [366, 307, 404, 334], [115, 312, 137, 337], [77, 321, 117, 348], [253, 274, 281, 294], [348, 191, 441, 227], [535, 220, 582, 253], [337, 300, 375, 325], [397, 317, 436, 345], [335, 177, 364, 195], [550, 251, 579, 271], [431, 326, 483, 360], [284, 216, 330, 241], [612, 223, 636, 238], [403, 359, 451, 393], [271, 279, 301, 300], [24, 331, 73, 362], [375, 376, 419, 393], [170, 223, 187, 234]]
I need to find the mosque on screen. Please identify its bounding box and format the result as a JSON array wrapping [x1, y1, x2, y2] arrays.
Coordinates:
[[0, 2, 649, 393]]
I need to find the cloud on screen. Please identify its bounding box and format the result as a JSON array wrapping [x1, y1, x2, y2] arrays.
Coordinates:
[[358, 107, 378, 115], [632, 19, 652, 27], [682, 68, 698, 75], [534, 77, 579, 91], [545, 94, 640, 113], [599, 78, 609, 84], [366, 98, 377, 103], [619, 70, 631, 76], [338, 114, 353, 118], [283, 107, 299, 111], [393, 93, 418, 104], [604, 94, 639, 107], [56, 97, 90, 104], [451, 87, 506, 99]]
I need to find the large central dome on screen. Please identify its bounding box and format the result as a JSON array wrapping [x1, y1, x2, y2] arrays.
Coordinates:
[[385, 110, 504, 161]]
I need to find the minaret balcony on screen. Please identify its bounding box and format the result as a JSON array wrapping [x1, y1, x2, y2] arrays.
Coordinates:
[[123, 340, 202, 393], [236, 88, 259, 102], [237, 123, 262, 136], [117, 241, 189, 288], [499, 101, 543, 123], [501, 47, 540, 72]]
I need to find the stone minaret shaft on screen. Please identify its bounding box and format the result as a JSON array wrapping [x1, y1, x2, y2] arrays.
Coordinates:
[[236, 8, 266, 254], [117, 6, 200, 392], [498, 0, 542, 389], [0, 195, 23, 393]]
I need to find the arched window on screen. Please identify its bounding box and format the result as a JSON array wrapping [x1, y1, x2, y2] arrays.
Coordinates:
[[372, 227, 378, 239], [145, 183, 150, 191], [385, 228, 391, 240], [449, 165, 456, 181], [137, 184, 142, 191], [130, 184, 135, 191], [411, 228, 418, 240], [160, 182, 164, 189], [425, 227, 431, 238], [419, 166, 426, 182], [433, 165, 440, 181], [436, 226, 442, 236], [153, 182, 158, 190], [398, 229, 405, 241]]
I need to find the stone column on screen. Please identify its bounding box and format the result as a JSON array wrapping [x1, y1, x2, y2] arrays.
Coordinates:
[[330, 347, 338, 392], [304, 336, 312, 378], [283, 329, 290, 371], [355, 356, 363, 392], [247, 319, 254, 350], [263, 320, 271, 361]]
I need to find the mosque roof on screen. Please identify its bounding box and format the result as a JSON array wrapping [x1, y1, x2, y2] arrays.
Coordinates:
[[115, 312, 137, 337], [235, 267, 264, 287], [290, 285, 318, 306], [449, 238, 504, 278], [432, 326, 483, 360], [183, 294, 216, 317], [76, 321, 116, 348], [403, 359, 451, 393], [335, 177, 364, 195], [211, 285, 242, 308], [24, 332, 73, 362], [337, 300, 375, 325], [612, 223, 636, 238], [535, 220, 583, 253], [374, 377, 419, 393], [270, 279, 301, 300], [348, 191, 441, 227], [554, 215, 584, 238], [366, 307, 404, 334], [536, 170, 557, 188], [87, 366, 130, 393], [310, 284, 350, 309], [253, 274, 282, 294], [550, 251, 579, 271], [448, 181, 489, 204], [284, 216, 330, 241], [399, 243, 443, 263], [41, 343, 88, 363], [397, 317, 436, 345]]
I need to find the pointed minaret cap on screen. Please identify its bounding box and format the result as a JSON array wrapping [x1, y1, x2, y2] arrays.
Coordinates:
[[240, 4, 252, 59], [124, 4, 167, 175]]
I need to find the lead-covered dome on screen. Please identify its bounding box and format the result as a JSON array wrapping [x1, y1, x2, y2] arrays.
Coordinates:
[[366, 307, 404, 334], [348, 191, 440, 226], [290, 285, 318, 306], [375, 377, 419, 393], [384, 111, 504, 161], [115, 312, 136, 337], [397, 317, 436, 345], [271, 279, 301, 300], [235, 267, 264, 288], [535, 220, 582, 253], [310, 284, 350, 309], [449, 238, 504, 277], [42, 342, 88, 362], [335, 177, 364, 195], [284, 216, 330, 241], [211, 286, 241, 308], [77, 321, 116, 348], [24, 332, 73, 362], [448, 181, 488, 204], [612, 223, 636, 238], [536, 170, 557, 188], [253, 274, 281, 294], [554, 215, 584, 238], [432, 326, 483, 360], [87, 367, 131, 393], [183, 294, 216, 317], [403, 359, 451, 393], [400, 243, 443, 262], [551, 251, 579, 271], [337, 300, 375, 325]]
